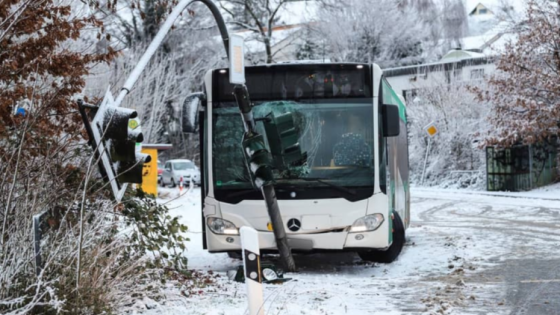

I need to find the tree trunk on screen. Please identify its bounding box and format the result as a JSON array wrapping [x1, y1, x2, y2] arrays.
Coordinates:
[[265, 37, 273, 64]]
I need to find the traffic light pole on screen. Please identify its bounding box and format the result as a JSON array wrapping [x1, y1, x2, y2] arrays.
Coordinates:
[[261, 185, 296, 271], [234, 86, 296, 272], [105, 0, 296, 272]]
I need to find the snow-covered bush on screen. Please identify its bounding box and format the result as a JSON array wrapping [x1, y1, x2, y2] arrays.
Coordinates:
[[122, 189, 190, 272], [0, 2, 193, 313], [407, 79, 490, 189]]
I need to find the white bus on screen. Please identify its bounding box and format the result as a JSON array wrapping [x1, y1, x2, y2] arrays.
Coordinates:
[[188, 63, 410, 263]]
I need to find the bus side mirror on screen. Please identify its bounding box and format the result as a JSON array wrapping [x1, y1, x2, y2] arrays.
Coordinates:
[[182, 92, 205, 133], [382, 104, 400, 137]]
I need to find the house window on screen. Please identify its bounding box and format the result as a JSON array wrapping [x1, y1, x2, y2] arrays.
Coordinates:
[[418, 66, 428, 80], [470, 68, 485, 80], [479, 8, 488, 14]]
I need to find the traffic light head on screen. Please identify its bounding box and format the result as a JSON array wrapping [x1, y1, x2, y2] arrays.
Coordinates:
[[85, 89, 153, 202], [102, 107, 137, 140], [116, 145, 152, 183], [241, 133, 274, 188], [96, 105, 150, 185], [263, 112, 308, 170]]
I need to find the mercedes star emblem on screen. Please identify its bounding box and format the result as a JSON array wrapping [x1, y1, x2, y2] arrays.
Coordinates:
[[287, 218, 301, 232]]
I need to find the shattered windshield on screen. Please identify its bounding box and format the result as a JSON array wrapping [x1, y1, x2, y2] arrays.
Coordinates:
[[212, 100, 374, 201]]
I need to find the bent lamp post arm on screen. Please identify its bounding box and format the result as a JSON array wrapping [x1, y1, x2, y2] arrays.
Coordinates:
[[114, 0, 230, 107], [111, 0, 297, 272]]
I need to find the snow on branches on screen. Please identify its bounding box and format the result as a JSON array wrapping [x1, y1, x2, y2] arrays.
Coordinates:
[[408, 77, 490, 188], [474, 0, 560, 148], [314, 0, 442, 67], [0, 1, 117, 146]]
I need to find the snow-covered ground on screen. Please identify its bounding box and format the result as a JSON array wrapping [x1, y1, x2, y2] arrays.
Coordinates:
[[127, 184, 560, 315], [414, 182, 560, 201]]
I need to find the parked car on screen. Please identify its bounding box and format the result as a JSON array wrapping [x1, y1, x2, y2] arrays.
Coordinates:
[[161, 159, 201, 187], [157, 160, 164, 185]]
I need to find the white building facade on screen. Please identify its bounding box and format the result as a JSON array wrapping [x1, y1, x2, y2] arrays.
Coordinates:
[[383, 52, 496, 101]]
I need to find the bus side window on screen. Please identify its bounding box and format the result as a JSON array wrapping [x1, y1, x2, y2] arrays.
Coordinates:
[[378, 80, 387, 194]]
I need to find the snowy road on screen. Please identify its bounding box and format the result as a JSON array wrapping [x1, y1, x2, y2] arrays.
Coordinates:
[[132, 186, 560, 315]]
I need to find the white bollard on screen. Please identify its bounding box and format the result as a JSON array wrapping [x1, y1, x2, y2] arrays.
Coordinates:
[[240, 226, 265, 315]]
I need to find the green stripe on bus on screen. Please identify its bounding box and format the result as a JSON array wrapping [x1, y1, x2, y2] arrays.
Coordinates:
[[388, 86, 407, 123], [382, 79, 407, 123]]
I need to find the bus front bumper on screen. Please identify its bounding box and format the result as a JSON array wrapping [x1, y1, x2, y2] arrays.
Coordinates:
[[206, 227, 390, 253]]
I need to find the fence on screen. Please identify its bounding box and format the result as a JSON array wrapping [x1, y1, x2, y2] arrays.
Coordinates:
[[486, 144, 558, 192]]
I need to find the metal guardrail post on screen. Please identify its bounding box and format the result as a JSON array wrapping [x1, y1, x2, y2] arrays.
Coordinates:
[[33, 210, 48, 277]]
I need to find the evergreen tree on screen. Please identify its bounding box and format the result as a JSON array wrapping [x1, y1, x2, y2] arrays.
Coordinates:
[[296, 31, 322, 60]]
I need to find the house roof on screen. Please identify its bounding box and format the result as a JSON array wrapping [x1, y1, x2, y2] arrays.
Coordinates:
[[464, 0, 527, 16], [383, 56, 493, 77], [441, 49, 486, 61], [468, 2, 490, 15]]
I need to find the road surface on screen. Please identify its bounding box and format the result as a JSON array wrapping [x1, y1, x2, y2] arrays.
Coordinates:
[[129, 187, 560, 315]]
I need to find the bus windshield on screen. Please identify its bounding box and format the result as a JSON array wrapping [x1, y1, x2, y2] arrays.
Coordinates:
[[212, 65, 375, 202]]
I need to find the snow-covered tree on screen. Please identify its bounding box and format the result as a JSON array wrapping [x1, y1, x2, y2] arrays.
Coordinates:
[[0, 2, 196, 313], [315, 0, 434, 67], [218, 0, 317, 64], [296, 28, 323, 60], [0, 1, 125, 312], [91, 0, 184, 48], [407, 76, 490, 188], [441, 0, 468, 49], [474, 0, 560, 151], [85, 0, 226, 163]]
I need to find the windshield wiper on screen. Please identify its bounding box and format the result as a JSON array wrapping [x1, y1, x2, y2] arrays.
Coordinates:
[[298, 178, 357, 196]]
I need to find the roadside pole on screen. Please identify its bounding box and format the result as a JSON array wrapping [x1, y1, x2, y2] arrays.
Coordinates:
[[32, 210, 48, 277], [421, 123, 438, 185], [421, 138, 431, 185], [240, 227, 265, 315]]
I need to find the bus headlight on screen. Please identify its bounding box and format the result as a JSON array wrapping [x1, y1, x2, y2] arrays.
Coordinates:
[[207, 217, 239, 235], [349, 214, 384, 233]]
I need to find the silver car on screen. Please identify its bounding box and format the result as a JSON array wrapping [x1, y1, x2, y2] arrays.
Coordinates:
[[161, 159, 201, 187]]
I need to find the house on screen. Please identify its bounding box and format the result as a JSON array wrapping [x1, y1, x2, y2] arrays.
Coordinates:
[[466, 0, 526, 17], [383, 51, 495, 101], [383, 0, 526, 98], [469, 2, 492, 16]]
